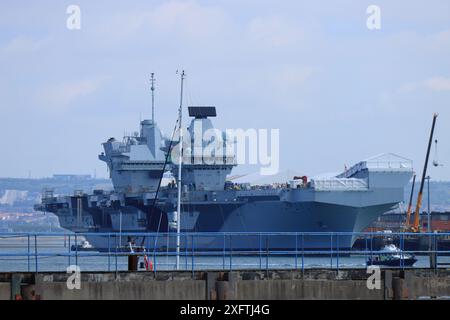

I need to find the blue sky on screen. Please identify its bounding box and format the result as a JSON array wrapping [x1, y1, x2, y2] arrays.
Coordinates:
[[0, 0, 449, 180]]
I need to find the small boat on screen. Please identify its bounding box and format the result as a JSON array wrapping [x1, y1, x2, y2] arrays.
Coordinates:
[[367, 244, 417, 267], [71, 240, 97, 252]]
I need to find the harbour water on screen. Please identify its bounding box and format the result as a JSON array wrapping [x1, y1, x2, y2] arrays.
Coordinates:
[[1, 235, 448, 272]]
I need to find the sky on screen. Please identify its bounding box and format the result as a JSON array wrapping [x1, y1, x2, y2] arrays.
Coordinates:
[[0, 0, 449, 180]]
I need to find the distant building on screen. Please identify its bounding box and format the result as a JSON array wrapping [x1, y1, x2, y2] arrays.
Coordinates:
[[52, 174, 92, 181], [365, 211, 450, 232], [0, 190, 28, 206]]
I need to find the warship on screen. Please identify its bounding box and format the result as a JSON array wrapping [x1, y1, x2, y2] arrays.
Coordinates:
[[35, 74, 414, 251]]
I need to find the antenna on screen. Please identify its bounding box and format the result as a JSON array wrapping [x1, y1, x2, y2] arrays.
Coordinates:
[[150, 73, 155, 123], [176, 69, 185, 270]]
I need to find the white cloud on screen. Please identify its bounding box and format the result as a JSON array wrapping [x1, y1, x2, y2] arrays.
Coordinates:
[[424, 77, 450, 91], [36, 77, 107, 109], [430, 29, 450, 45], [273, 65, 315, 87], [150, 1, 228, 38], [0, 36, 45, 55], [400, 76, 450, 93], [247, 16, 304, 47], [93, 1, 229, 44]]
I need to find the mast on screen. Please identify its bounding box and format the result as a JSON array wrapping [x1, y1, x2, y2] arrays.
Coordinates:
[[176, 70, 185, 270], [150, 73, 155, 123]]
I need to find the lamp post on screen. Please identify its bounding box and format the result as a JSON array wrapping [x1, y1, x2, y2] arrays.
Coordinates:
[[426, 175, 436, 269], [426, 176, 431, 233]]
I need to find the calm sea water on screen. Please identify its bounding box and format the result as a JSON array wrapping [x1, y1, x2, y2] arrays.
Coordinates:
[[1, 236, 449, 272]]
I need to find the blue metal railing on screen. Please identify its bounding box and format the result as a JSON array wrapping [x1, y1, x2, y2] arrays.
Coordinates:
[[0, 231, 449, 272]]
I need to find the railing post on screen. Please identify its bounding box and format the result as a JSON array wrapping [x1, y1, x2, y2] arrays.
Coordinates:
[[223, 234, 226, 270], [152, 234, 156, 274], [295, 233, 298, 270], [301, 234, 305, 272], [108, 233, 111, 272], [330, 234, 333, 269], [429, 232, 434, 270], [34, 234, 38, 273], [265, 235, 269, 274], [191, 234, 194, 276], [400, 233, 404, 270], [68, 235, 71, 267], [433, 234, 438, 270], [365, 236, 368, 264], [370, 233, 373, 261], [259, 233, 262, 269], [75, 234, 78, 267], [229, 234, 233, 271], [115, 234, 118, 275], [27, 234, 30, 272], [185, 233, 188, 271], [336, 235, 339, 272]]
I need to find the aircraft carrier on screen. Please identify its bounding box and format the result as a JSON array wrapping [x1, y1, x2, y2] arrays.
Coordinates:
[[34, 79, 414, 251]]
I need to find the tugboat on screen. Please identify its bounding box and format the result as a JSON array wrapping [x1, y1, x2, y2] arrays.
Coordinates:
[[367, 244, 417, 267]]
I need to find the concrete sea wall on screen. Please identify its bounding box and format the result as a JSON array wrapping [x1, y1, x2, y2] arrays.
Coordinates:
[[0, 269, 449, 300]]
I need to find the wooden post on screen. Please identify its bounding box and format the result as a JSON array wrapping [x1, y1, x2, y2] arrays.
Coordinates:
[[128, 255, 138, 271]]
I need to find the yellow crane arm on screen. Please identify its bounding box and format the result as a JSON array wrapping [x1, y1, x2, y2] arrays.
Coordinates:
[[405, 174, 416, 229], [412, 113, 438, 232]]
